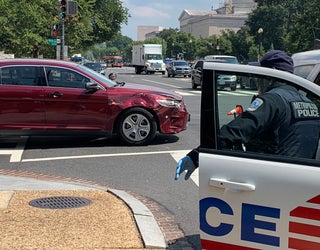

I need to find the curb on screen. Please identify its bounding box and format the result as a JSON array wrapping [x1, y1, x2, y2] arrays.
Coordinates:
[[109, 188, 167, 249]]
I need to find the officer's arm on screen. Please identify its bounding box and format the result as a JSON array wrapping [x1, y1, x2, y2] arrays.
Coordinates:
[[219, 94, 284, 146]]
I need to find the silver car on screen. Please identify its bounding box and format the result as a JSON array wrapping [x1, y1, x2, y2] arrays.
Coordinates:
[[167, 60, 191, 78]]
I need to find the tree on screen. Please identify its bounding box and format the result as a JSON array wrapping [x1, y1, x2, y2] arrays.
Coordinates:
[[247, 0, 320, 54], [224, 27, 257, 62], [0, 0, 129, 58]]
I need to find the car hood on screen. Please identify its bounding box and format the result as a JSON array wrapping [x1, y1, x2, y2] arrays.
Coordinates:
[[115, 82, 182, 100]]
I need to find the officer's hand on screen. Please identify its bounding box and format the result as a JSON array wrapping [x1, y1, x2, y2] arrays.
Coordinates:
[[175, 156, 196, 180]]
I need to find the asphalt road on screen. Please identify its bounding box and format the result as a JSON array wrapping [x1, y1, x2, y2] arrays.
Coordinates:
[[0, 67, 256, 249]]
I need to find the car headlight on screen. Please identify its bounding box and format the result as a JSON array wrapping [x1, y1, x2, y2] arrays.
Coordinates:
[[231, 75, 237, 81], [156, 98, 182, 108]]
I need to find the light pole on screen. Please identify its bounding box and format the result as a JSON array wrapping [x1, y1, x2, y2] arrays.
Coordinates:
[[188, 39, 192, 60], [171, 42, 175, 59], [216, 35, 220, 54], [258, 28, 263, 61]]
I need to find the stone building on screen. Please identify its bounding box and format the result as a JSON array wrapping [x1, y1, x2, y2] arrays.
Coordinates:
[[137, 26, 165, 41], [179, 0, 256, 38]]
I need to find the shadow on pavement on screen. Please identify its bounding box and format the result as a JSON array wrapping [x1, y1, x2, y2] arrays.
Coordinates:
[[168, 234, 202, 250]]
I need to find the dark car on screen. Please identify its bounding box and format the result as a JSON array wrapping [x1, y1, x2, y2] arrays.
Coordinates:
[[0, 59, 189, 145], [167, 60, 191, 77], [191, 55, 238, 90], [83, 62, 103, 73]]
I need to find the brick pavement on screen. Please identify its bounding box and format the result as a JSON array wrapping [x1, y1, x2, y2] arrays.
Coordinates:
[[0, 169, 198, 249]]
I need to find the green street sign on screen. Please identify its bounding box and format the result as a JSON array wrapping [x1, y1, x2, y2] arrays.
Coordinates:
[[48, 38, 57, 46]]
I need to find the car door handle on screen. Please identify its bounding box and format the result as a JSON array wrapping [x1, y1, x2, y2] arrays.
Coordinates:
[[209, 178, 255, 191], [48, 92, 63, 98]]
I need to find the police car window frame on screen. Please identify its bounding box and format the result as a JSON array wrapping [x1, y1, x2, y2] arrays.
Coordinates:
[[200, 65, 320, 167]]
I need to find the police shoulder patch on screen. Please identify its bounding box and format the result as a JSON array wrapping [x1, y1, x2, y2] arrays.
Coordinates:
[[247, 98, 264, 111]]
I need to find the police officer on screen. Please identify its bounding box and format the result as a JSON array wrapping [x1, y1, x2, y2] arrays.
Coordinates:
[[175, 50, 320, 180]]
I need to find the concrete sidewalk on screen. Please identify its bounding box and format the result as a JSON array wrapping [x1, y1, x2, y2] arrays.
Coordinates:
[[0, 174, 167, 249]]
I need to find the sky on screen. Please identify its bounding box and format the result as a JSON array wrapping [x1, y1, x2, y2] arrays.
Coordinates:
[[120, 0, 222, 40]]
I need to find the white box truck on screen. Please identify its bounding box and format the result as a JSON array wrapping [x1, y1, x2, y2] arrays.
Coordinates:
[[132, 44, 166, 75]]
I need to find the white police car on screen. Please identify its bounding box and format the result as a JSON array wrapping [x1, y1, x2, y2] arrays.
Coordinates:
[[198, 62, 320, 249]]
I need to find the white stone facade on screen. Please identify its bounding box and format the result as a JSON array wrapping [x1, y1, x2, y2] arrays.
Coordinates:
[[179, 0, 256, 38]]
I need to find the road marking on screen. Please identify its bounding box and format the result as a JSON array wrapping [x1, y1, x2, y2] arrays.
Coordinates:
[[21, 149, 190, 162], [142, 79, 177, 89], [175, 91, 197, 96], [170, 150, 199, 186], [0, 136, 28, 163], [218, 91, 249, 96], [21, 149, 199, 186], [0, 138, 200, 186]]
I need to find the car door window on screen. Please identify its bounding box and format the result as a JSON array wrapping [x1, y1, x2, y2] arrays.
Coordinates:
[[0, 66, 40, 86], [45, 67, 89, 88], [200, 70, 320, 162], [217, 71, 320, 161]]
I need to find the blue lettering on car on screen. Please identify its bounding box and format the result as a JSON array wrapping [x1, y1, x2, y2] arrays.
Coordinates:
[[200, 197, 280, 247]]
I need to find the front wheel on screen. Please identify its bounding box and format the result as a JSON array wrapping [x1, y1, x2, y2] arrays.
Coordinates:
[[117, 108, 157, 146]]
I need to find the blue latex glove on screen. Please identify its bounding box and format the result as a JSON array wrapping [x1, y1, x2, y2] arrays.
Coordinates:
[[175, 156, 196, 180]]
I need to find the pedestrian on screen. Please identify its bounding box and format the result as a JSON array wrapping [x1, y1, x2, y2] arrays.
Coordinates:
[[175, 50, 320, 180], [108, 72, 117, 81]]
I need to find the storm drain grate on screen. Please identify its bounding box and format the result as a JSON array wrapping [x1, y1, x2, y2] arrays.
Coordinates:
[[29, 196, 92, 209]]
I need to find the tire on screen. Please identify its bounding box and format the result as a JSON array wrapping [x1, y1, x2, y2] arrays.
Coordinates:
[[231, 86, 236, 91], [117, 108, 157, 146]]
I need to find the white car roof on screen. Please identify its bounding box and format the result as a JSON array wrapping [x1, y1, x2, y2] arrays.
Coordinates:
[[203, 61, 320, 95], [292, 49, 320, 66]]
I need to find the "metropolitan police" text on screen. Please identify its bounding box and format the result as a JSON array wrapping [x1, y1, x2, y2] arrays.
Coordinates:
[[291, 101, 319, 118]]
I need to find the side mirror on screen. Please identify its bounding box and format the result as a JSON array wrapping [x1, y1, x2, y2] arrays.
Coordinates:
[[85, 81, 101, 92]]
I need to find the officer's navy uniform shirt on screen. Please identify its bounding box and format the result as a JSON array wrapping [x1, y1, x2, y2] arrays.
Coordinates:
[[220, 83, 320, 159]]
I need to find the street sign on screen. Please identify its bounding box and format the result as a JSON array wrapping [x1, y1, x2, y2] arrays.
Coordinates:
[[48, 38, 57, 46]]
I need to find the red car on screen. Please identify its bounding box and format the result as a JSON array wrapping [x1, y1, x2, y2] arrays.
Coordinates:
[[0, 59, 189, 145]]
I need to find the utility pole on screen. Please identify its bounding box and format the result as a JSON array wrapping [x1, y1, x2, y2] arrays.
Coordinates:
[[58, 0, 67, 60], [57, 0, 78, 60]]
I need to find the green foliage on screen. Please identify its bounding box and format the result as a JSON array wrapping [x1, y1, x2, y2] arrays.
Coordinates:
[[0, 0, 129, 58], [248, 0, 320, 55]]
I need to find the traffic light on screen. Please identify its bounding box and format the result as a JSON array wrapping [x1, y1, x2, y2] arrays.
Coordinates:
[[59, 0, 67, 19], [51, 24, 58, 37]]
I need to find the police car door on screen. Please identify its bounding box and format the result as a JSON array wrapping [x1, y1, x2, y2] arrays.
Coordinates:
[[199, 62, 320, 250]]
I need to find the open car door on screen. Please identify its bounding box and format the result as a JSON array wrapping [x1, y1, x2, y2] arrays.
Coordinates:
[[198, 62, 320, 249]]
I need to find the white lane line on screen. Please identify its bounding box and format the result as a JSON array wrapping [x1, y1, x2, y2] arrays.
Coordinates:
[[175, 91, 196, 96], [21, 148, 199, 186], [170, 150, 199, 186], [142, 79, 177, 89], [21, 149, 190, 162], [218, 91, 248, 96], [0, 136, 28, 163]]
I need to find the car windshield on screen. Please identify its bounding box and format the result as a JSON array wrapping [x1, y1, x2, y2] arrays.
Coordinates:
[[174, 61, 188, 66], [146, 54, 162, 60], [78, 65, 118, 87]]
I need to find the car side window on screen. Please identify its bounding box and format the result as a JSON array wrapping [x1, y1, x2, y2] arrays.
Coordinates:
[[45, 67, 89, 89], [215, 71, 320, 161], [195, 61, 203, 70], [0, 66, 40, 86]]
